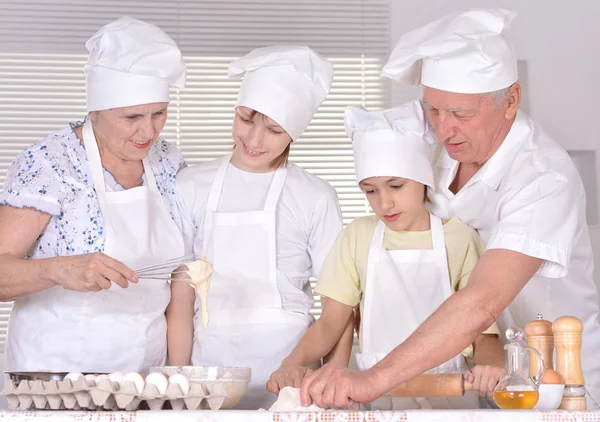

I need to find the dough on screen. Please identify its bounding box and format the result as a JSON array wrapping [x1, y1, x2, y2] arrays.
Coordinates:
[[184, 257, 213, 329], [269, 386, 323, 412]]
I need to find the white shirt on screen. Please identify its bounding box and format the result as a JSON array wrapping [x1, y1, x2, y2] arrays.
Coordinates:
[[175, 159, 343, 316], [429, 110, 600, 408]]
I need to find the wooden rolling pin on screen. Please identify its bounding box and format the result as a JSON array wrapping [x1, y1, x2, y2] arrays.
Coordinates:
[[267, 373, 472, 397], [386, 373, 472, 397]]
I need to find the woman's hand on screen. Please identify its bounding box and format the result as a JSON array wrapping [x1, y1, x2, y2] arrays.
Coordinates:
[[53, 252, 138, 292]]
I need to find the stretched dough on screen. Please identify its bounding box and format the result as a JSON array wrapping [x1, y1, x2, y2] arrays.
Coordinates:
[[185, 257, 213, 329], [269, 386, 323, 411]]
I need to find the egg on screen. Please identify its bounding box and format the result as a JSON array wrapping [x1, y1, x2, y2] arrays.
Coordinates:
[[122, 372, 145, 395], [108, 372, 124, 384], [145, 372, 169, 395], [64, 372, 84, 384], [168, 373, 190, 395], [84, 374, 97, 386], [541, 369, 564, 384]]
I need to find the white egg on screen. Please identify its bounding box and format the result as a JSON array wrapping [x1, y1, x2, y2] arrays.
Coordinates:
[[64, 372, 84, 384], [108, 372, 124, 384], [122, 372, 145, 395], [84, 374, 97, 386], [145, 372, 168, 395], [168, 373, 190, 395]]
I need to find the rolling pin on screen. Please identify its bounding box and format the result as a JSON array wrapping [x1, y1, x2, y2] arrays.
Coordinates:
[[267, 373, 472, 398], [386, 373, 472, 397], [553, 316, 587, 410]]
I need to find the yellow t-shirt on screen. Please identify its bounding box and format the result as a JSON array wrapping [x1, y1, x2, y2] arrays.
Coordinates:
[[314, 215, 499, 358]]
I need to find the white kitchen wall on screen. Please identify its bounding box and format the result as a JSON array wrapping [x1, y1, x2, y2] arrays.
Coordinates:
[[390, 0, 600, 295]]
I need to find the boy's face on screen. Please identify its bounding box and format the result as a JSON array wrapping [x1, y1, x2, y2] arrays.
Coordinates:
[[359, 176, 429, 231]]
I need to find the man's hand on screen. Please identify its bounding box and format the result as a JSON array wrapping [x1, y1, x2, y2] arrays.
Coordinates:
[[299, 363, 382, 409], [463, 365, 507, 396]]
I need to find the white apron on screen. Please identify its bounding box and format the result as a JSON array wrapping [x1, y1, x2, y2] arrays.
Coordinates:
[[355, 214, 478, 410], [191, 155, 314, 410], [5, 120, 184, 373]]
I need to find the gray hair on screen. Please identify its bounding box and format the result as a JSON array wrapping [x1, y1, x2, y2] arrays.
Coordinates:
[[486, 86, 513, 108]]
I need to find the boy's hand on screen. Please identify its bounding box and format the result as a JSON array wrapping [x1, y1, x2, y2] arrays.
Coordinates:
[[463, 365, 506, 396], [267, 363, 313, 395]]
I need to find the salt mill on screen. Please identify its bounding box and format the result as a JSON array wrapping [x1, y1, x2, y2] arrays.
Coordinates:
[[553, 316, 587, 410]]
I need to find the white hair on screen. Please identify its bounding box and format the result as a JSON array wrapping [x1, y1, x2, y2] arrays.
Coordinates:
[[487, 86, 513, 108]]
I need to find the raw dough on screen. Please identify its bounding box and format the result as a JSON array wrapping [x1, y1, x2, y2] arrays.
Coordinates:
[[184, 257, 213, 329], [269, 386, 323, 412]]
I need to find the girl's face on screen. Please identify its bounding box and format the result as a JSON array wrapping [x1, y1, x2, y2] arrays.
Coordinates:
[[360, 176, 430, 231], [231, 106, 292, 172]]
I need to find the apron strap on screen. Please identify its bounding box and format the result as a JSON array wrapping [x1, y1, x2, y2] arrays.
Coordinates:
[[142, 157, 159, 192], [430, 214, 453, 298], [206, 154, 232, 212], [362, 220, 386, 351], [82, 119, 108, 202], [264, 166, 288, 212]]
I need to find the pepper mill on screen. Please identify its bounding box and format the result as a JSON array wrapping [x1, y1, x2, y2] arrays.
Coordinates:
[[525, 314, 554, 380], [553, 316, 587, 410]]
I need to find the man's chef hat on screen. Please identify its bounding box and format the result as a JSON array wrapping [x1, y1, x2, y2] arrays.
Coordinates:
[[85, 16, 187, 112], [345, 100, 433, 187], [381, 9, 518, 94], [228, 46, 333, 141]]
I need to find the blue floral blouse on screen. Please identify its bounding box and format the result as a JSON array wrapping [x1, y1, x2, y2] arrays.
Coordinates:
[[0, 124, 185, 259]]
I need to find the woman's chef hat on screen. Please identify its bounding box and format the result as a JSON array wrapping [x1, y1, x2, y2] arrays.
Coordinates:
[[228, 46, 333, 141], [85, 16, 187, 112], [345, 100, 434, 187], [381, 9, 518, 94]]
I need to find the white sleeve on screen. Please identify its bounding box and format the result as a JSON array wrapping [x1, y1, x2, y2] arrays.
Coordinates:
[[308, 187, 343, 278], [486, 174, 582, 278]]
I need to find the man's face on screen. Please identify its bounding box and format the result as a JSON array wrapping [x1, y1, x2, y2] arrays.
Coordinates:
[[422, 85, 520, 165]]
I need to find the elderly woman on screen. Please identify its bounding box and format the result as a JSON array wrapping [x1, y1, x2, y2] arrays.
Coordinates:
[[0, 16, 187, 373]]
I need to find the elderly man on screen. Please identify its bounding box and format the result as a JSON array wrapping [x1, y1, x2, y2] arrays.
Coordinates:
[[300, 9, 600, 410]]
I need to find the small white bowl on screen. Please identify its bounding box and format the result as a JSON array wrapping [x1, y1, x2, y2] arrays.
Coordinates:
[[534, 384, 564, 410]]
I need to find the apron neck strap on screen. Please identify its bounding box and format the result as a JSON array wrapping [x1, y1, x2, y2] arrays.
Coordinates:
[[430, 213, 452, 295], [263, 166, 287, 212], [83, 120, 107, 201], [206, 155, 232, 212], [206, 154, 288, 213], [429, 214, 445, 251], [371, 220, 386, 249]]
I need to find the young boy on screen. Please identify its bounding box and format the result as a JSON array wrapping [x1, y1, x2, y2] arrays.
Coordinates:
[[267, 100, 506, 409]]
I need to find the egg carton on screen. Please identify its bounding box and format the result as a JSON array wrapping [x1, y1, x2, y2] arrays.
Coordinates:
[[2, 375, 247, 411]]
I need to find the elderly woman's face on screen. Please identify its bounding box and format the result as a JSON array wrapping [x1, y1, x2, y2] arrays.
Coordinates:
[[91, 102, 169, 161], [422, 86, 519, 165]]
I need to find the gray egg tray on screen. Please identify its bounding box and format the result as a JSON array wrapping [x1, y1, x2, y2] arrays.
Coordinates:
[[1, 375, 248, 410]]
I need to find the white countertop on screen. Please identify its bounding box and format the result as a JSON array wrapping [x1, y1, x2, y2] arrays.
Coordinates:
[[0, 410, 598, 422]]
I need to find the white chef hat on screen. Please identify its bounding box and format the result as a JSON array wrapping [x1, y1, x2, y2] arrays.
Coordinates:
[[346, 100, 434, 187], [381, 9, 518, 94], [85, 16, 187, 112], [228, 46, 333, 141]]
